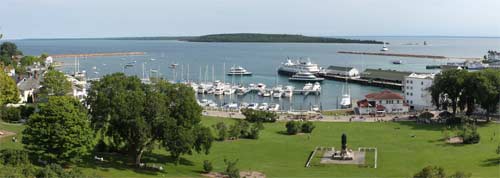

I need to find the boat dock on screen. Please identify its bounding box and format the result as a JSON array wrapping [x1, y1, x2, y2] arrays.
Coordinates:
[[337, 51, 481, 61], [318, 74, 403, 90], [51, 52, 146, 58]]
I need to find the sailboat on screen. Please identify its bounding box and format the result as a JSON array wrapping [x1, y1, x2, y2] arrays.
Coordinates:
[[339, 73, 352, 109]]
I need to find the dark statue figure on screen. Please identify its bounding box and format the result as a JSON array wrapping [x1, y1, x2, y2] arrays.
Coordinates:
[[341, 133, 347, 151]]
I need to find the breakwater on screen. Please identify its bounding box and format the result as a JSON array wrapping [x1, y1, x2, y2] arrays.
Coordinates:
[[338, 51, 482, 61], [51, 52, 146, 58]]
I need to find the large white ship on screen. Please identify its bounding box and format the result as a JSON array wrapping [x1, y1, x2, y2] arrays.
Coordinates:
[[277, 58, 321, 76]]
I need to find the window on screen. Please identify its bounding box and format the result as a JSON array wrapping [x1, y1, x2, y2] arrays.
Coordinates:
[[397, 100, 400, 104], [410, 93, 413, 96], [421, 81, 424, 85]]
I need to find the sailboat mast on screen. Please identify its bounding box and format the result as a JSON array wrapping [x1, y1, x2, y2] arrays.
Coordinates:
[[223, 63, 226, 84], [187, 64, 190, 82], [212, 64, 215, 82]]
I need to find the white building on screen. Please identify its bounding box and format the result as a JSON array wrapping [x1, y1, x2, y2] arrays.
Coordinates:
[[45, 56, 54, 66], [356, 90, 409, 115], [321, 66, 360, 78], [403, 73, 435, 111], [17, 78, 41, 103]]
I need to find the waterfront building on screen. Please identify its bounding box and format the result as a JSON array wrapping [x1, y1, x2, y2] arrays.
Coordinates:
[[403, 73, 435, 111], [361, 68, 412, 84], [356, 90, 409, 115], [486, 50, 500, 62], [321, 66, 360, 78]]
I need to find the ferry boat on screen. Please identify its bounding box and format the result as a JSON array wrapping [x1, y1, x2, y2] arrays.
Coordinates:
[[278, 58, 321, 76], [227, 66, 252, 76], [289, 71, 324, 82]]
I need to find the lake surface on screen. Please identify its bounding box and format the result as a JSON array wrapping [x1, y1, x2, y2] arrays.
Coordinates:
[[6, 37, 500, 110]]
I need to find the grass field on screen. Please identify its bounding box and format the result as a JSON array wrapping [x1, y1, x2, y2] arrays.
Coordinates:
[[1, 117, 499, 178]]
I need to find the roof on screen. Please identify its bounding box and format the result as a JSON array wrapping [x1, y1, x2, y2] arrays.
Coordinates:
[[17, 78, 40, 91], [376, 104, 386, 111], [406, 73, 435, 79], [365, 90, 404, 100], [357, 99, 370, 108], [326, 66, 354, 71], [361, 68, 412, 82]]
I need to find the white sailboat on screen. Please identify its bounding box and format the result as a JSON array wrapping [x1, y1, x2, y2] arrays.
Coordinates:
[[381, 42, 389, 51], [340, 76, 352, 109]]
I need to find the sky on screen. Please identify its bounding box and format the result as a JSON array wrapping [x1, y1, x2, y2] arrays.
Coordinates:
[[1, 0, 499, 39]]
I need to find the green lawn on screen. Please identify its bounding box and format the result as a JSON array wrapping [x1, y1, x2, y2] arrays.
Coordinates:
[[1, 117, 499, 178]]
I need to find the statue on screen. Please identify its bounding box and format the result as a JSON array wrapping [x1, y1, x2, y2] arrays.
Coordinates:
[[341, 133, 347, 151]]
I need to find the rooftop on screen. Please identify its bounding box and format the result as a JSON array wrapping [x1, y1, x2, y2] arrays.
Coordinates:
[[326, 65, 354, 71], [365, 90, 404, 100], [17, 78, 41, 91], [406, 73, 435, 79], [361, 68, 413, 82]]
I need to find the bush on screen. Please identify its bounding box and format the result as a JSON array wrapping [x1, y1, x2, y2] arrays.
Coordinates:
[[247, 122, 264, 139], [224, 159, 239, 178], [0, 149, 30, 166], [301, 122, 315, 133], [419, 112, 435, 119], [285, 121, 301, 135], [20, 105, 36, 120], [1, 106, 22, 122], [241, 109, 277, 123], [203, 160, 213, 173], [459, 124, 480, 144], [213, 122, 228, 141], [413, 165, 445, 178]]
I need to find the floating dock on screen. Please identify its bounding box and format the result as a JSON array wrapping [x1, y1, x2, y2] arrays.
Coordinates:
[[51, 52, 146, 58]]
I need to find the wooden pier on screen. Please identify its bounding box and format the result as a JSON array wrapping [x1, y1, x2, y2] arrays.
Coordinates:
[[318, 74, 403, 90], [51, 52, 146, 58]]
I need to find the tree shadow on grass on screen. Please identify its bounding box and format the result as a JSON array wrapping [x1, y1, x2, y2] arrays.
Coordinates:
[[142, 152, 194, 166], [276, 131, 292, 135], [481, 157, 500, 167], [76, 152, 168, 176], [393, 121, 446, 131]]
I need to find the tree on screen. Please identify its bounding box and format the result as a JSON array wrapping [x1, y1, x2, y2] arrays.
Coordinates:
[[0, 69, 20, 105], [0, 149, 30, 166], [213, 122, 229, 141], [40, 69, 72, 96], [478, 69, 500, 120], [301, 121, 316, 133], [88, 73, 212, 165], [19, 55, 43, 66], [241, 108, 277, 123], [248, 122, 264, 139], [459, 72, 493, 116], [413, 166, 446, 178], [224, 159, 240, 178], [430, 69, 467, 115], [285, 121, 301, 135], [22, 96, 95, 165], [448, 172, 472, 178], [0, 42, 22, 66], [0, 106, 21, 122], [458, 123, 480, 144]]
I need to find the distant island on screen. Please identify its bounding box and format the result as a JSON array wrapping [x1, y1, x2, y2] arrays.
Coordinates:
[[27, 33, 383, 44], [182, 33, 383, 44]]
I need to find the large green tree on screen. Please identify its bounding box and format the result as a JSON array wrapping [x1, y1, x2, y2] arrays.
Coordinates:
[[22, 96, 95, 165], [430, 69, 467, 115], [88, 73, 212, 165], [40, 69, 72, 96], [0, 68, 20, 105], [478, 69, 500, 119], [0, 42, 22, 66]]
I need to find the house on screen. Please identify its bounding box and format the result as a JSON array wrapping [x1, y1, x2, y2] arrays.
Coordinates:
[[17, 78, 41, 103], [45, 56, 54, 66], [321, 66, 360, 78], [356, 90, 409, 115], [361, 69, 412, 84], [404, 73, 435, 111]]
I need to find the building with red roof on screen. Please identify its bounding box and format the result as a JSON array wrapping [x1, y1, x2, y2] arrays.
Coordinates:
[[356, 90, 409, 115]]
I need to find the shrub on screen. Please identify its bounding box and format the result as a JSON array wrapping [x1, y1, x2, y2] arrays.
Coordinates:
[[413, 165, 445, 178], [285, 121, 301, 135], [20, 105, 36, 120], [445, 117, 463, 125], [241, 109, 277, 123], [301, 122, 315, 133], [459, 124, 480, 144], [247, 122, 264, 139], [448, 171, 472, 178], [213, 122, 228, 141], [0, 149, 30, 166], [203, 160, 213, 173], [224, 159, 239, 178], [419, 112, 435, 119], [1, 106, 22, 122]]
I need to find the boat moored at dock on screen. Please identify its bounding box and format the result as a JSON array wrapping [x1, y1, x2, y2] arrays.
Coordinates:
[[278, 58, 321, 76], [289, 71, 324, 82]]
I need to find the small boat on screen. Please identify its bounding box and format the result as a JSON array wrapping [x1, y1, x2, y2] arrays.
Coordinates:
[[283, 86, 294, 98], [303, 83, 313, 91], [381, 42, 389, 51], [227, 66, 252, 76], [235, 86, 249, 96], [92, 66, 97, 70], [262, 90, 272, 97], [94, 71, 99, 74], [289, 71, 324, 82], [272, 86, 284, 98], [150, 58, 156, 61], [311, 105, 320, 112], [247, 103, 259, 110], [258, 103, 269, 110], [340, 94, 352, 108], [392, 60, 403, 64], [426, 65, 441, 69], [312, 82, 321, 92], [169, 63, 178, 69], [124, 63, 134, 68], [268, 103, 280, 111]]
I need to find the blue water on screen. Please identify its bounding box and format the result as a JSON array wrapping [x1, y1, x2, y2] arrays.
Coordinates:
[[6, 37, 500, 110]]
